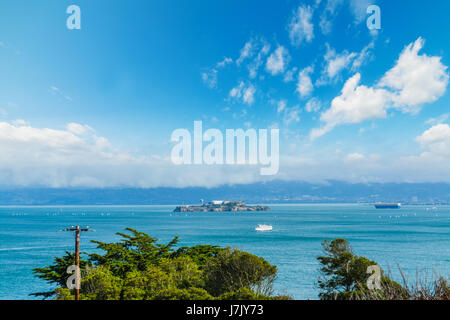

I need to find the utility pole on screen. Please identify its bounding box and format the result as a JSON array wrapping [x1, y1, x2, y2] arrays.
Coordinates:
[[64, 225, 93, 300]]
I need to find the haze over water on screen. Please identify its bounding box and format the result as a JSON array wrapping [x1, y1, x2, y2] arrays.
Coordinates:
[[1, 204, 449, 300]]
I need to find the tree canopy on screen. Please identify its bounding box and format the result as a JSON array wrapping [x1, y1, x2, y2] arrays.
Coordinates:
[[32, 228, 288, 300], [317, 238, 407, 300]]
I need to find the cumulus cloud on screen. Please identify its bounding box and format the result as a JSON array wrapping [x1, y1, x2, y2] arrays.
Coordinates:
[[243, 85, 256, 105], [378, 38, 449, 112], [67, 123, 93, 135], [320, 44, 357, 81], [283, 106, 301, 125], [0, 120, 274, 188], [229, 81, 256, 105], [288, 5, 314, 46], [202, 69, 218, 89], [283, 67, 298, 82], [296, 66, 314, 98], [317, 41, 374, 85], [319, 0, 345, 34], [201, 57, 233, 89], [247, 41, 271, 79], [351, 41, 374, 71], [425, 114, 449, 126], [311, 73, 391, 139], [216, 57, 233, 68], [305, 98, 322, 113], [236, 40, 255, 65], [311, 38, 449, 139], [277, 100, 287, 113], [266, 46, 290, 76], [416, 124, 450, 156]]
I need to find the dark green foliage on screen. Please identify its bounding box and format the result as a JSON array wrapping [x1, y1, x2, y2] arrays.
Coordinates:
[[31, 251, 89, 299], [89, 228, 179, 276], [172, 245, 223, 268], [33, 228, 286, 300], [317, 239, 380, 299], [204, 248, 278, 297], [317, 239, 410, 300]]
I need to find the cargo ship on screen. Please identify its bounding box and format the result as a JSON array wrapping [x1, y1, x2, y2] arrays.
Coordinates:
[[374, 203, 402, 209]]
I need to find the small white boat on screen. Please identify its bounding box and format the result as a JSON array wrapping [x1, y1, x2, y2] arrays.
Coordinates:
[[255, 224, 272, 232]]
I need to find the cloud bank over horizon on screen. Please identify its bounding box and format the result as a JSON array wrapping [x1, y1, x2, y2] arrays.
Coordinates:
[[0, 120, 449, 188]]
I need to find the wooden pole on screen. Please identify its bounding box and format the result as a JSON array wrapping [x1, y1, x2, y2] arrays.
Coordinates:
[[63, 225, 93, 301], [75, 226, 80, 301]]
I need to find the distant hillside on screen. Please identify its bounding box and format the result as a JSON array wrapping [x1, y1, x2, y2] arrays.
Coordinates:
[[1, 180, 449, 205]]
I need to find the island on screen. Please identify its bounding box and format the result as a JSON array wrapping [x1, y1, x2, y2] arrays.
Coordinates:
[[174, 200, 270, 212]]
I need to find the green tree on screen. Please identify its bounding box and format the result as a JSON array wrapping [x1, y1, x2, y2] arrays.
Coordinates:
[[317, 239, 379, 299], [31, 251, 89, 299], [32, 228, 285, 300], [317, 238, 407, 300], [204, 248, 277, 296], [89, 228, 179, 276]]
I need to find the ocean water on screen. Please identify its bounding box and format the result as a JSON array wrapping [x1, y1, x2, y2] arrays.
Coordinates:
[[0, 204, 449, 300]]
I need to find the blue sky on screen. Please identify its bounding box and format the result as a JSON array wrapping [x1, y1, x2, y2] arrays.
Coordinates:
[[0, 0, 449, 187]]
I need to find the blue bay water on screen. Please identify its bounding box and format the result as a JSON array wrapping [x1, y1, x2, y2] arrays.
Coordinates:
[[0, 204, 449, 300]]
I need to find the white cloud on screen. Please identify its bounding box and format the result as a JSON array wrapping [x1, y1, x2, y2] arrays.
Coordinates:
[[12, 119, 28, 126], [348, 0, 373, 24], [283, 106, 301, 125], [236, 41, 255, 65], [266, 46, 290, 76], [202, 57, 233, 89], [351, 41, 374, 71], [277, 100, 287, 113], [216, 57, 233, 68], [344, 152, 365, 162], [416, 124, 450, 156], [67, 123, 94, 135], [319, 0, 345, 34], [229, 81, 244, 99], [317, 41, 374, 85], [378, 38, 449, 112], [243, 84, 256, 105], [248, 41, 271, 79], [311, 73, 392, 139], [297, 66, 314, 97], [1, 120, 450, 187], [0, 121, 117, 187], [311, 38, 449, 139], [322, 44, 357, 80], [288, 5, 314, 46], [425, 114, 449, 126], [283, 67, 298, 82], [305, 98, 322, 113], [229, 81, 256, 105], [0, 120, 279, 188], [201, 69, 218, 89]]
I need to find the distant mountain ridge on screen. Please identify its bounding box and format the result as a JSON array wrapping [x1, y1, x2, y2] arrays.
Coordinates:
[[1, 180, 449, 205]]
